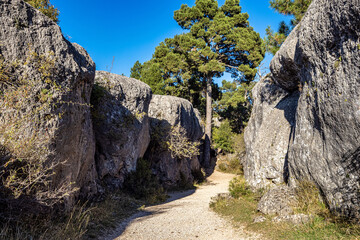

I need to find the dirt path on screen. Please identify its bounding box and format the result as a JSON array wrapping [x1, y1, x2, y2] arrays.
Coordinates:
[[105, 171, 259, 240]]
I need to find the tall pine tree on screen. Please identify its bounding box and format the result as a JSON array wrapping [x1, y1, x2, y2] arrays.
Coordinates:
[[130, 60, 142, 80], [152, 0, 264, 166]]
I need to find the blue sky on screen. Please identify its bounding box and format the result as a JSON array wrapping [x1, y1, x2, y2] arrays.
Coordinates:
[[51, 0, 291, 83]]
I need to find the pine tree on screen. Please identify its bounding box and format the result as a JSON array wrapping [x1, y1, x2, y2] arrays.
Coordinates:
[[25, 0, 59, 23], [264, 21, 290, 55], [265, 0, 311, 55], [214, 80, 255, 133], [270, 0, 312, 26], [130, 60, 143, 80], [152, 0, 264, 166]]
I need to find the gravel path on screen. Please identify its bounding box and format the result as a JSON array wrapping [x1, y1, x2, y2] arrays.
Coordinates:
[[105, 171, 259, 240]]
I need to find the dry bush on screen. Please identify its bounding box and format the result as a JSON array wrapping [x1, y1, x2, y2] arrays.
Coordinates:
[[0, 48, 88, 230], [167, 125, 200, 159]]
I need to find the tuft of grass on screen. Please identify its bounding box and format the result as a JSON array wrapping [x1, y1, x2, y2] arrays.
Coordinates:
[[228, 176, 252, 198], [216, 154, 243, 175], [293, 180, 329, 217]]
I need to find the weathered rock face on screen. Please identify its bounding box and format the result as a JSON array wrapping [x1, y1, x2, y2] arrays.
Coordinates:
[[244, 78, 298, 188], [257, 185, 296, 216], [245, 0, 360, 219], [145, 95, 204, 189], [0, 0, 97, 200], [92, 71, 151, 188]]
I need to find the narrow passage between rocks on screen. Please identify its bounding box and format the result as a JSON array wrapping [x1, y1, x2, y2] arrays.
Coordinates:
[[105, 171, 259, 240]]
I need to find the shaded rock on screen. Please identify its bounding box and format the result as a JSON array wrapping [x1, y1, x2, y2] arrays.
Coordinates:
[[272, 214, 311, 225], [145, 95, 204, 189], [245, 0, 360, 219], [270, 25, 301, 92], [92, 71, 151, 188], [0, 0, 97, 202], [257, 185, 296, 216], [244, 78, 298, 189]]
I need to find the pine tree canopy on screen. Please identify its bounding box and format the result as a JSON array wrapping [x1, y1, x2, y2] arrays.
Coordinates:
[[265, 0, 312, 55], [270, 0, 312, 26], [170, 0, 264, 82], [130, 60, 143, 80]]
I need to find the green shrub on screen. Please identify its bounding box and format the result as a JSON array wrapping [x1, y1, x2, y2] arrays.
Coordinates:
[[228, 176, 252, 199], [124, 158, 167, 204], [212, 120, 235, 153]]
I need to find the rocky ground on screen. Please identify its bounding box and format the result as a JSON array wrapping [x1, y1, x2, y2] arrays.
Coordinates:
[[104, 171, 259, 240]]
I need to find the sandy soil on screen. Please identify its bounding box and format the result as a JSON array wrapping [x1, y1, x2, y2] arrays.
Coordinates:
[[104, 170, 259, 240]]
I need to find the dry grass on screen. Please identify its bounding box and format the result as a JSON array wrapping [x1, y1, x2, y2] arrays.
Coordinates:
[[0, 192, 144, 240], [210, 176, 360, 240], [216, 154, 243, 175]]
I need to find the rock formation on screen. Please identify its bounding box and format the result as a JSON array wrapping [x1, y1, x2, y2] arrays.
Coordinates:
[[92, 71, 151, 188], [0, 0, 97, 203], [244, 0, 360, 219], [244, 78, 298, 188], [145, 95, 204, 189]]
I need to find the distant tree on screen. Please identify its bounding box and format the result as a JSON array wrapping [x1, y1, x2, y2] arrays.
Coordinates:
[[212, 120, 234, 153], [25, 0, 59, 23], [265, 0, 311, 55], [130, 60, 143, 80], [214, 80, 254, 133], [150, 0, 264, 166], [138, 59, 166, 95], [264, 21, 290, 55]]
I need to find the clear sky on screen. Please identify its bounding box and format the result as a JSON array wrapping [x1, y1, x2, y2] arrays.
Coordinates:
[[51, 0, 291, 83]]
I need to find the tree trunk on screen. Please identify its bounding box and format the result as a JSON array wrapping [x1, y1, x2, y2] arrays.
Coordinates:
[[204, 78, 212, 168]]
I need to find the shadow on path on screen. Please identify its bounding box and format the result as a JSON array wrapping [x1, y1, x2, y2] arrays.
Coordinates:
[[103, 188, 197, 240]]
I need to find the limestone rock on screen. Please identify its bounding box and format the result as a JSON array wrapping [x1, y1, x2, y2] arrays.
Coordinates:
[[253, 216, 266, 223], [92, 71, 151, 188], [272, 214, 311, 225], [245, 0, 360, 219], [244, 78, 298, 189], [145, 95, 204, 189], [257, 186, 296, 216], [0, 0, 97, 201]]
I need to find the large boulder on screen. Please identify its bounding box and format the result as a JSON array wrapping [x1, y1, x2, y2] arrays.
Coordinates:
[[145, 95, 204, 189], [244, 78, 298, 188], [244, 0, 360, 219], [0, 0, 97, 202], [92, 71, 151, 188]]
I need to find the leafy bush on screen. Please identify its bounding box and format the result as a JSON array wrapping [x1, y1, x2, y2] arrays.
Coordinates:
[[212, 120, 235, 153], [124, 158, 167, 204], [228, 176, 252, 199]]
